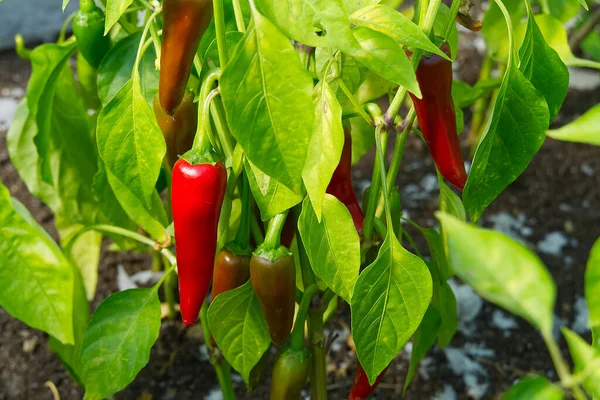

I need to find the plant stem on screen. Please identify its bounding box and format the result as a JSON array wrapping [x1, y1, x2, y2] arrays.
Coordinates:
[[58, 13, 76, 44], [375, 127, 394, 236], [192, 68, 221, 153], [210, 96, 235, 160], [164, 258, 177, 319], [213, 0, 229, 66], [232, 0, 246, 32], [337, 78, 373, 125], [233, 174, 251, 248], [263, 211, 288, 250], [363, 131, 388, 242], [133, 9, 161, 79], [14, 35, 32, 60], [308, 308, 327, 399], [468, 55, 493, 155], [566, 58, 600, 70], [442, 0, 462, 40], [373, 217, 388, 239], [291, 284, 319, 350], [542, 333, 587, 400]]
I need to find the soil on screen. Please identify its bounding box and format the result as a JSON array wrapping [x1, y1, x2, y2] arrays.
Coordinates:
[[1, 37, 599, 400]]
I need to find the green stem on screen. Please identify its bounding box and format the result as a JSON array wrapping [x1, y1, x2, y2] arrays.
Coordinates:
[[362, 130, 388, 242], [373, 218, 388, 239], [492, 0, 516, 67], [149, 16, 161, 58], [133, 10, 161, 79], [441, 0, 462, 41], [337, 77, 373, 125], [232, 0, 246, 32], [233, 174, 251, 249], [251, 216, 265, 245], [291, 284, 319, 350], [263, 211, 288, 250], [192, 69, 221, 153], [164, 258, 177, 319], [213, 0, 229, 66], [308, 308, 327, 399], [295, 216, 317, 288], [542, 333, 587, 400], [58, 13, 76, 44], [210, 96, 235, 160], [375, 127, 394, 237], [468, 55, 493, 155], [14, 35, 31, 60], [566, 58, 600, 70]]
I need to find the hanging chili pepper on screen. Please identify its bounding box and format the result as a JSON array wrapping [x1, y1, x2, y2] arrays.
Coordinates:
[[172, 155, 226, 326], [159, 0, 213, 115], [348, 364, 388, 400], [72, 0, 112, 69], [408, 43, 467, 190], [250, 212, 296, 345], [153, 92, 198, 169], [327, 128, 365, 233], [270, 285, 318, 399]]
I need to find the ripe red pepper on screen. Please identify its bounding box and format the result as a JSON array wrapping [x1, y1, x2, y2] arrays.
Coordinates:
[[408, 43, 467, 190], [250, 214, 296, 345], [327, 128, 365, 233], [348, 364, 388, 400], [153, 92, 198, 169], [159, 0, 213, 115], [172, 158, 227, 326]]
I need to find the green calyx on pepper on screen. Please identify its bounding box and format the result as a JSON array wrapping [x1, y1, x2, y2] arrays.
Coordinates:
[[73, 0, 112, 69]]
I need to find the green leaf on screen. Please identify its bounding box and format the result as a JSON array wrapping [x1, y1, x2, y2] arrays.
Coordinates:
[[105, 0, 134, 34], [350, 26, 421, 97], [547, 104, 600, 146], [586, 238, 600, 328], [49, 268, 90, 386], [207, 282, 271, 383], [80, 288, 162, 400], [96, 80, 167, 239], [0, 183, 75, 344], [500, 376, 563, 400], [342, 0, 379, 14], [303, 81, 344, 219], [437, 212, 556, 336], [349, 5, 450, 60], [563, 328, 600, 397], [351, 232, 432, 384], [518, 6, 569, 123], [482, 0, 527, 60], [349, 116, 376, 164], [404, 307, 441, 392], [245, 160, 304, 221], [298, 196, 360, 303], [439, 180, 466, 222], [63, 0, 71, 10], [546, 0, 585, 22], [220, 11, 314, 192], [593, 327, 600, 351], [98, 33, 159, 107], [56, 216, 102, 301], [463, 50, 549, 221], [452, 79, 501, 109]]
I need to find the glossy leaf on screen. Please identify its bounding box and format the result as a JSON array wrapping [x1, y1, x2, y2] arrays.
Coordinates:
[[351, 232, 432, 384], [105, 0, 134, 34], [350, 27, 421, 97], [518, 5, 569, 123], [547, 104, 600, 146], [80, 288, 162, 400], [220, 10, 314, 191], [0, 184, 75, 344], [97, 33, 159, 106], [437, 213, 555, 336], [482, 0, 527, 59], [349, 5, 449, 59], [586, 238, 600, 329], [501, 376, 563, 400], [342, 0, 379, 14], [208, 281, 271, 383], [464, 46, 549, 221], [298, 196, 361, 303], [563, 328, 600, 397], [404, 307, 441, 392], [245, 160, 304, 221], [303, 81, 344, 219]]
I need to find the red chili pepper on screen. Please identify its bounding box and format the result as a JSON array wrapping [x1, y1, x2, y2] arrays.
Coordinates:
[[408, 43, 467, 190], [327, 128, 365, 233], [172, 159, 227, 326], [348, 364, 388, 400], [159, 0, 213, 115]]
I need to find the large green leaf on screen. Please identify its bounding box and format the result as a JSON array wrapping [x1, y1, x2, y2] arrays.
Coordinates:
[[437, 213, 555, 336], [207, 282, 271, 383], [80, 288, 162, 400], [349, 5, 449, 59], [97, 33, 159, 107], [298, 196, 360, 303], [518, 5, 569, 123], [463, 46, 549, 221], [303, 81, 344, 219], [500, 376, 563, 400], [563, 328, 600, 397], [547, 104, 600, 146], [105, 0, 134, 34], [96, 80, 167, 239], [220, 10, 314, 192], [351, 231, 432, 384], [0, 182, 75, 344], [586, 238, 600, 329]]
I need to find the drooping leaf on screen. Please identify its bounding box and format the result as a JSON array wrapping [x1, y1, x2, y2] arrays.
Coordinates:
[[208, 282, 271, 383], [303, 81, 344, 219], [437, 213, 555, 336], [298, 196, 360, 303], [220, 11, 314, 191], [351, 232, 432, 384], [80, 288, 162, 400]]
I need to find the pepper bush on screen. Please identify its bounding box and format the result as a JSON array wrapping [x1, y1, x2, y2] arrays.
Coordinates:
[[2, 0, 600, 398]]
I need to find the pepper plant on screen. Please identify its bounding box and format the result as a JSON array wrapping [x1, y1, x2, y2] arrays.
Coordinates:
[[3, 0, 600, 398]]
